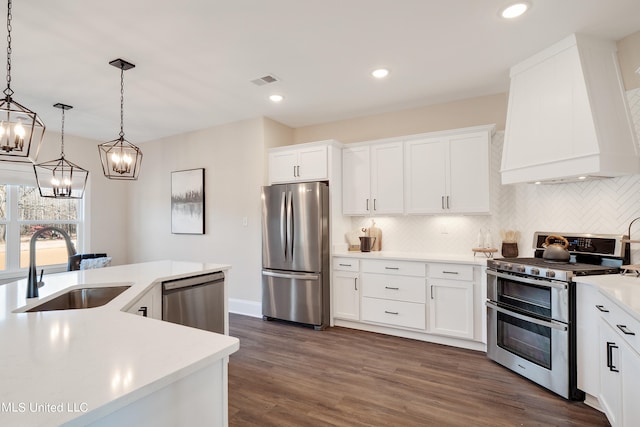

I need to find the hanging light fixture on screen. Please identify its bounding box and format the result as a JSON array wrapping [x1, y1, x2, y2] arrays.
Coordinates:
[[0, 0, 45, 163], [33, 103, 88, 199], [98, 58, 142, 180]]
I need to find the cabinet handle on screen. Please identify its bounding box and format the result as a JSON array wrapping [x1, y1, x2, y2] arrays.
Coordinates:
[[384, 310, 399, 315], [441, 196, 445, 209], [446, 196, 450, 209], [595, 305, 609, 313], [366, 199, 369, 211], [431, 285, 434, 299], [339, 263, 352, 267], [606, 341, 619, 372], [617, 324, 636, 335], [354, 277, 358, 291], [385, 267, 400, 270], [138, 306, 148, 317], [442, 271, 459, 275], [296, 165, 300, 177], [373, 199, 377, 211], [385, 286, 399, 290], [293, 165, 297, 177]]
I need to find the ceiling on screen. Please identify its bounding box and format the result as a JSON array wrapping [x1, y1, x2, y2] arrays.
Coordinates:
[[5, 0, 640, 143]]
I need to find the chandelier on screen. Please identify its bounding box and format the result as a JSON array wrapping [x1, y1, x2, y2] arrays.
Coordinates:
[[97, 58, 142, 180], [0, 0, 45, 163], [33, 103, 88, 199]]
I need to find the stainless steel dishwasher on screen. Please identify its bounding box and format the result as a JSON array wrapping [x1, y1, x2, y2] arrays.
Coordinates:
[[162, 271, 225, 334]]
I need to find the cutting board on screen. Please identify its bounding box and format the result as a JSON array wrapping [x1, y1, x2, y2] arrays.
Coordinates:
[[369, 226, 382, 251]]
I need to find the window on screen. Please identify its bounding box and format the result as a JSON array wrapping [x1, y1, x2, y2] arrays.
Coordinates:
[[0, 184, 83, 275]]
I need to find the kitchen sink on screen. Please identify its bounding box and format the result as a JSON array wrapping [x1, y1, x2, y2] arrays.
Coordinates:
[[26, 285, 131, 312]]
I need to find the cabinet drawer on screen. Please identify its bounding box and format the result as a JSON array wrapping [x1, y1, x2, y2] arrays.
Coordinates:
[[361, 297, 426, 330], [362, 273, 425, 303], [361, 259, 426, 277], [333, 257, 359, 272], [600, 296, 640, 356], [428, 263, 473, 281]]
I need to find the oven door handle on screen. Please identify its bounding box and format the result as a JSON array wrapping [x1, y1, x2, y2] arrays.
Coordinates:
[[486, 301, 568, 331], [486, 269, 568, 290]]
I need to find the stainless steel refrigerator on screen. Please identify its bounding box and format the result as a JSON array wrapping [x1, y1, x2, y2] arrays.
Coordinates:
[[261, 181, 329, 330]]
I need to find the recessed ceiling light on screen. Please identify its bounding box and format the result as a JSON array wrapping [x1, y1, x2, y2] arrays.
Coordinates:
[[371, 68, 389, 79], [269, 94, 284, 103], [500, 2, 530, 19]]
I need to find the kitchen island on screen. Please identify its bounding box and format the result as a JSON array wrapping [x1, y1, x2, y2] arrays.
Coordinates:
[[0, 260, 239, 427]]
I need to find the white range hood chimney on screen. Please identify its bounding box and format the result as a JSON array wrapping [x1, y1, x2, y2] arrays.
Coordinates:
[[501, 33, 639, 185]]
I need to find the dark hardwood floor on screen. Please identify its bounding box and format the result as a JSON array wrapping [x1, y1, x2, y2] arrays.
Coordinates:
[[228, 314, 609, 427]]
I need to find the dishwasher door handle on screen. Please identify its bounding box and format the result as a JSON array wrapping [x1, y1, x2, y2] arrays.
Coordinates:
[[162, 271, 225, 291]]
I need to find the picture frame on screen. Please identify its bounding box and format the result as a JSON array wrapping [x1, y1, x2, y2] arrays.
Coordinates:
[[171, 168, 205, 234]]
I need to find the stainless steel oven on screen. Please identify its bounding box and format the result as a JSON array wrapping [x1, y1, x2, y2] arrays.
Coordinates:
[[485, 232, 625, 401], [486, 269, 571, 398]]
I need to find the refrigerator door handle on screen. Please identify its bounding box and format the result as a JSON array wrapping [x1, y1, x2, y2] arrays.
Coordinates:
[[280, 191, 287, 260], [262, 270, 320, 281], [287, 190, 294, 260]]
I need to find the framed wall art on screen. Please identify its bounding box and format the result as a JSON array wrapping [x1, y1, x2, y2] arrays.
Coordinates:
[[171, 168, 205, 234]]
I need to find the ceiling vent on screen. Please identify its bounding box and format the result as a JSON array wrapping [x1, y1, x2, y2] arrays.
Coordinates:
[[250, 74, 279, 86]]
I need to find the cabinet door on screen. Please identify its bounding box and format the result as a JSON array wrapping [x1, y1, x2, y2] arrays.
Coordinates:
[[333, 271, 359, 321], [428, 280, 474, 339], [127, 285, 161, 320], [297, 146, 328, 181], [342, 146, 371, 215], [576, 285, 602, 397], [622, 341, 640, 427], [404, 138, 447, 214], [269, 150, 298, 184], [370, 142, 404, 214], [599, 319, 622, 426], [448, 132, 490, 213]]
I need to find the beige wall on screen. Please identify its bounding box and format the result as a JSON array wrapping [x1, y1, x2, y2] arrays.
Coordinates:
[[617, 31, 640, 90], [262, 117, 294, 183], [293, 93, 508, 144], [128, 118, 265, 303]]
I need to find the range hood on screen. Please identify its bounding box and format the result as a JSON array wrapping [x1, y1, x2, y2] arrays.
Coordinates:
[[501, 33, 639, 184]]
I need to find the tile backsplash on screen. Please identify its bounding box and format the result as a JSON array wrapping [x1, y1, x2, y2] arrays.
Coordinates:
[[351, 88, 640, 261]]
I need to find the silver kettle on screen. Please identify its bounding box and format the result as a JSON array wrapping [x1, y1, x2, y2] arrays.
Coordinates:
[[542, 235, 570, 262]]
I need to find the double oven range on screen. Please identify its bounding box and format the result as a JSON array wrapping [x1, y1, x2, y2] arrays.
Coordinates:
[[486, 232, 626, 400]]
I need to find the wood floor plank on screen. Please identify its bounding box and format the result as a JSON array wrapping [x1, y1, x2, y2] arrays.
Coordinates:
[[228, 314, 609, 426]]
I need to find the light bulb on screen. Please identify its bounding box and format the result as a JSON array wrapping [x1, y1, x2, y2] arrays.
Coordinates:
[[63, 177, 71, 186], [111, 152, 121, 163], [0, 121, 5, 136], [51, 177, 60, 186], [14, 120, 25, 138], [123, 153, 132, 164]]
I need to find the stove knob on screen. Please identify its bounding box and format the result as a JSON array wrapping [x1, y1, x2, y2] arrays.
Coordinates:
[[531, 268, 540, 276], [504, 263, 512, 270], [546, 270, 556, 278], [514, 265, 525, 273]]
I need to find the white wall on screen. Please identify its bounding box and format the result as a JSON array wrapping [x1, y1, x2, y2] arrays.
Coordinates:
[[127, 118, 265, 304]]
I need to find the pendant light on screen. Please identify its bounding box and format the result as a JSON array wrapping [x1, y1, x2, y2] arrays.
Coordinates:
[[0, 0, 45, 163], [98, 58, 142, 180], [33, 103, 88, 199]]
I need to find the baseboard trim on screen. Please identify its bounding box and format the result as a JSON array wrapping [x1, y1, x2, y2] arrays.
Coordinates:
[[229, 298, 262, 318]]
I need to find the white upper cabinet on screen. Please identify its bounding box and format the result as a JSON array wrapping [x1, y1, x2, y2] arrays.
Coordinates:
[[269, 144, 328, 183], [405, 127, 492, 214], [343, 141, 403, 215]]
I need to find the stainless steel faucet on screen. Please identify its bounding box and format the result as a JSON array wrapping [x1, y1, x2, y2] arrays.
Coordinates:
[[26, 226, 77, 298]]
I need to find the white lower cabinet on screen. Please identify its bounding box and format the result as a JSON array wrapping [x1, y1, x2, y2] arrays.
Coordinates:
[[332, 256, 483, 349], [333, 258, 360, 321], [598, 307, 640, 427], [126, 284, 162, 320], [428, 279, 474, 339]]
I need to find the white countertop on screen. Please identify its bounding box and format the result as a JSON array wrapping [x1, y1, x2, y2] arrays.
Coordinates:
[[575, 274, 640, 322], [0, 260, 239, 427], [333, 250, 488, 266]]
